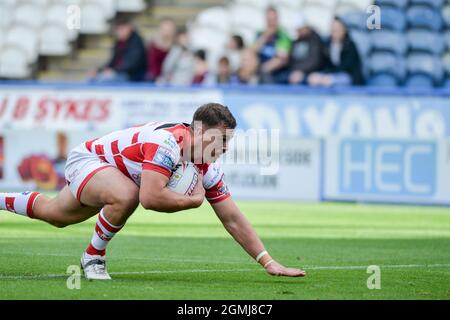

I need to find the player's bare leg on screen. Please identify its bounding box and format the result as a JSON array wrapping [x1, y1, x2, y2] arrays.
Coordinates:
[[76, 167, 140, 280], [0, 186, 100, 226]]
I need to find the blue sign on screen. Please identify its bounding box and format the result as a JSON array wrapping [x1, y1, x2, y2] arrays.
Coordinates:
[[225, 93, 450, 139], [337, 139, 437, 197]]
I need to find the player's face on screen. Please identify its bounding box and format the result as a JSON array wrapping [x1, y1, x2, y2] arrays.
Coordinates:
[[192, 125, 234, 164]]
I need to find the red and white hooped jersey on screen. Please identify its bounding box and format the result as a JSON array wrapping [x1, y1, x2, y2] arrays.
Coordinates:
[[84, 122, 230, 204]]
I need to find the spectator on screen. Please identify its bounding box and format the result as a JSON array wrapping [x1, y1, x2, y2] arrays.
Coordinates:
[[90, 17, 147, 83], [206, 56, 238, 85], [253, 6, 291, 84], [158, 26, 195, 86], [225, 35, 245, 73], [288, 16, 326, 85], [146, 18, 177, 82], [192, 50, 209, 84], [237, 48, 260, 84], [308, 17, 364, 87]]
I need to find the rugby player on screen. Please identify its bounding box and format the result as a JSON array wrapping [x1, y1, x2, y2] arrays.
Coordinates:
[[0, 103, 305, 280]]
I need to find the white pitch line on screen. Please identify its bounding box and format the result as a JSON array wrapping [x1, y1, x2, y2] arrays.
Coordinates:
[[0, 263, 448, 281]]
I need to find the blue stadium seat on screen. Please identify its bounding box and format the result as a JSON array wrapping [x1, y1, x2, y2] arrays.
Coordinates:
[[380, 7, 407, 31], [407, 53, 444, 85], [341, 11, 367, 30], [443, 5, 450, 28], [443, 52, 450, 74], [405, 74, 435, 87], [350, 30, 372, 58], [407, 29, 445, 55], [409, 0, 444, 9], [375, 0, 408, 9], [369, 52, 406, 79], [444, 31, 450, 50], [368, 73, 400, 87], [443, 77, 450, 87], [406, 6, 444, 31], [371, 30, 407, 55]]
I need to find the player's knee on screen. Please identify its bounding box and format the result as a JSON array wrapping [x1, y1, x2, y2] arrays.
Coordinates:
[[114, 188, 140, 213]]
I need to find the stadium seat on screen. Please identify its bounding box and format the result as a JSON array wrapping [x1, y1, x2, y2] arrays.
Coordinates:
[[406, 6, 443, 31], [304, 0, 338, 9], [404, 74, 435, 87], [443, 52, 450, 74], [196, 6, 231, 33], [189, 26, 229, 53], [338, 0, 374, 11], [87, 0, 117, 20], [350, 30, 372, 58], [371, 30, 407, 56], [443, 76, 450, 87], [375, 0, 408, 9], [0, 46, 30, 79], [277, 5, 300, 38], [444, 31, 450, 49], [407, 53, 444, 85], [0, 0, 17, 6], [340, 11, 368, 30], [303, 5, 334, 36], [39, 24, 71, 56], [233, 0, 272, 9], [230, 4, 265, 32], [369, 52, 406, 79], [14, 3, 45, 29], [80, 1, 108, 34], [409, 0, 444, 9], [47, 4, 79, 41], [443, 5, 450, 28], [277, 0, 304, 10], [407, 30, 445, 55], [379, 7, 407, 31], [367, 73, 400, 87], [116, 0, 146, 12], [5, 25, 39, 63], [0, 4, 13, 29]]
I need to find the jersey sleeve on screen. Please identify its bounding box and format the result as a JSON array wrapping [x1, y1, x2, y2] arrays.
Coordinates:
[[142, 130, 180, 178], [201, 162, 231, 204]]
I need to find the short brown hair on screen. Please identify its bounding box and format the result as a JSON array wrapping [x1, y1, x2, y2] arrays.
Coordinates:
[[192, 103, 237, 129]]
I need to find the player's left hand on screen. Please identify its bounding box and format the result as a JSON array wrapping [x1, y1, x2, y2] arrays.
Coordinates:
[[264, 260, 306, 277]]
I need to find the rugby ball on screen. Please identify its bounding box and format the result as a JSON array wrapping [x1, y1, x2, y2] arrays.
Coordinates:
[[167, 162, 199, 195]]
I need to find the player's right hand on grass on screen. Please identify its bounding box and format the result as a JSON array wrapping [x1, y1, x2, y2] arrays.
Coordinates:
[[189, 174, 205, 208], [264, 260, 306, 277]]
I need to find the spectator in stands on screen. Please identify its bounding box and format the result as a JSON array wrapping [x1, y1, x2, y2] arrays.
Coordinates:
[[192, 49, 209, 84], [158, 26, 195, 86], [288, 16, 326, 85], [145, 18, 177, 82], [90, 17, 147, 83], [307, 17, 364, 87], [206, 56, 238, 85], [237, 48, 260, 85], [253, 6, 291, 84], [225, 35, 245, 73]]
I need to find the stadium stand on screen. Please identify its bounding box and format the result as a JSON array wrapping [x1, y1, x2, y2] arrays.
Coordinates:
[[1, 0, 450, 88]]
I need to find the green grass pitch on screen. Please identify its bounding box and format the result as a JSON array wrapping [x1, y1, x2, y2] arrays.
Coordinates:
[[0, 200, 449, 300]]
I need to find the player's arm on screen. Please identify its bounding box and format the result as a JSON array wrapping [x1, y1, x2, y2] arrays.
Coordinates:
[[211, 197, 305, 277], [139, 170, 205, 213]]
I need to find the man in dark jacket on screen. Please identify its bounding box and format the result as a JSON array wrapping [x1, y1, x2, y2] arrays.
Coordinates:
[[288, 16, 326, 85], [90, 17, 147, 83]]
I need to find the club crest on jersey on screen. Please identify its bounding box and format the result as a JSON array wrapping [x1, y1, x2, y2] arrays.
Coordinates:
[[154, 146, 175, 170]]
